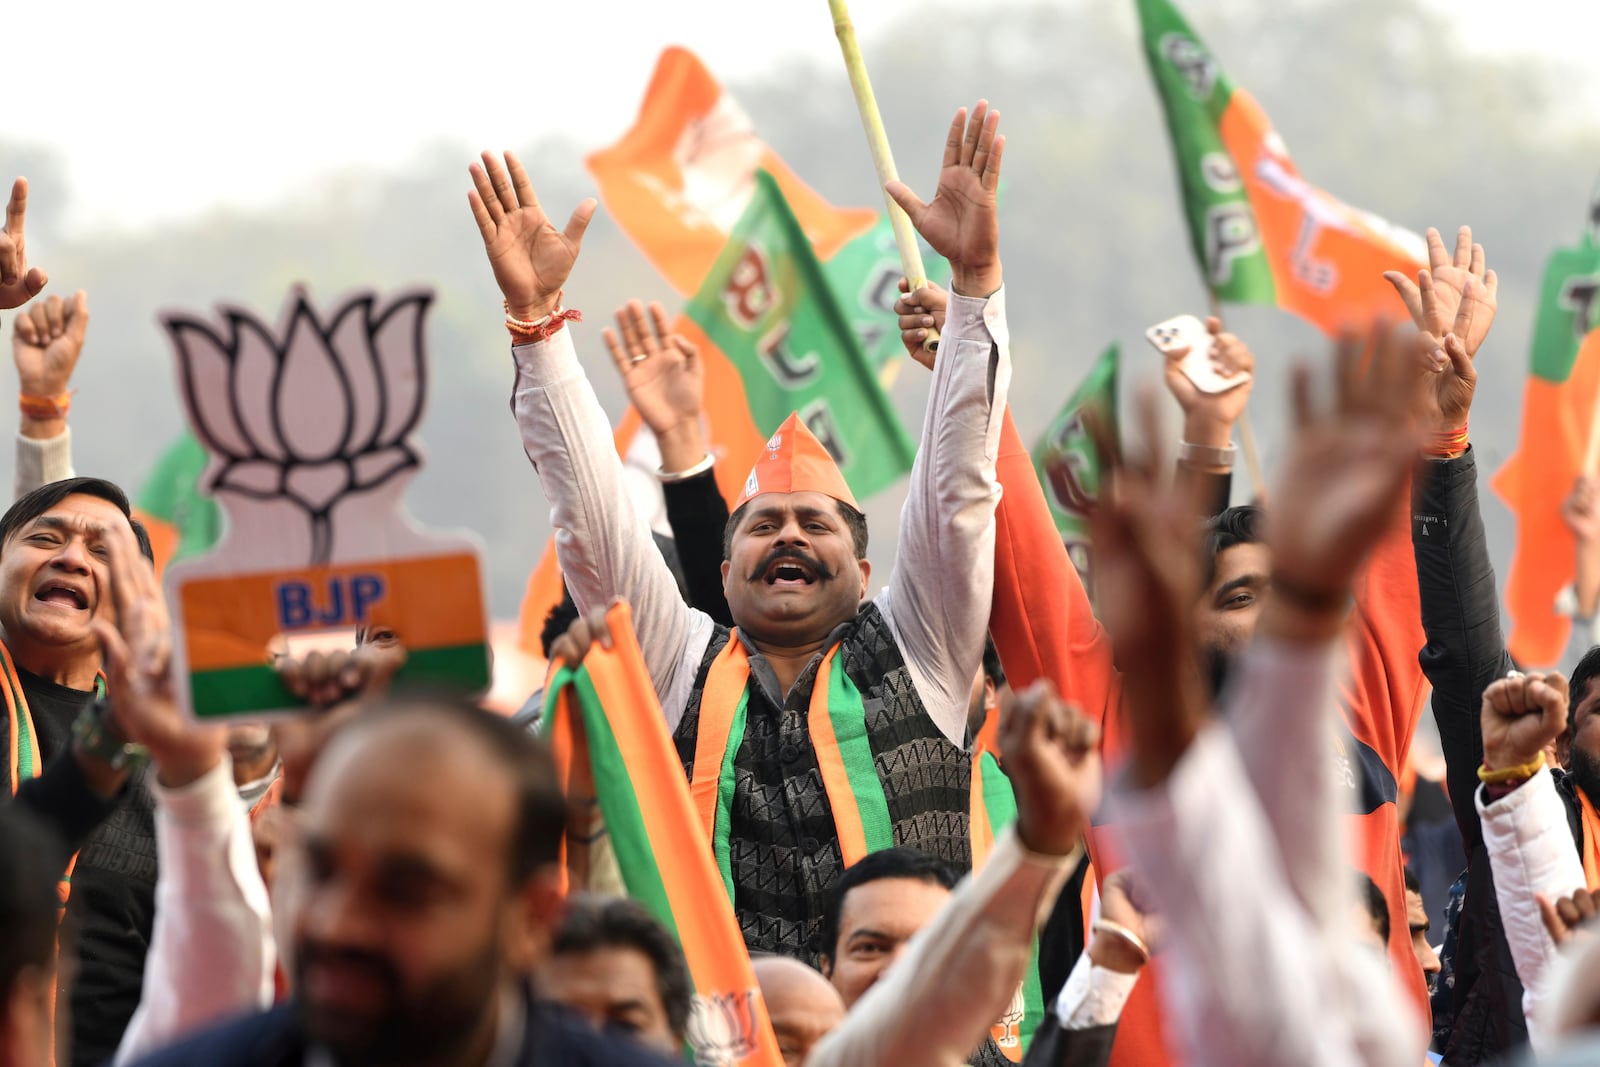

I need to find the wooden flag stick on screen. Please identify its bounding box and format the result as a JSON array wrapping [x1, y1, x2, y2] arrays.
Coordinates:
[[1207, 291, 1267, 501], [828, 0, 938, 353]]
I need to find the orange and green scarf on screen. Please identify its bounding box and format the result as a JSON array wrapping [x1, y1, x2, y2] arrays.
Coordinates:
[[545, 604, 784, 1067], [2, 639, 105, 1067], [690, 633, 893, 892]]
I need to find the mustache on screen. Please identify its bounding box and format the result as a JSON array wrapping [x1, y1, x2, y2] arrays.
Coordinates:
[[296, 942, 403, 995], [747, 547, 835, 583]]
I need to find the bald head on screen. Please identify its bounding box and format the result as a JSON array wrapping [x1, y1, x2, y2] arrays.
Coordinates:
[[752, 955, 844, 1067]]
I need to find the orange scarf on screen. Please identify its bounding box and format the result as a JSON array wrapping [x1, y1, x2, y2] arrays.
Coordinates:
[[1580, 788, 1600, 890]]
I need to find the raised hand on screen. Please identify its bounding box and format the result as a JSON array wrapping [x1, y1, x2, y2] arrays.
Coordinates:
[[0, 179, 48, 310], [1384, 227, 1499, 356], [1087, 392, 1211, 786], [1164, 316, 1254, 444], [275, 643, 404, 711], [91, 520, 224, 788], [1264, 323, 1419, 615], [1384, 227, 1497, 431], [13, 291, 88, 437], [998, 678, 1102, 857], [1479, 670, 1569, 774], [467, 151, 596, 322], [894, 278, 947, 371], [886, 102, 1003, 297], [601, 301, 707, 472]]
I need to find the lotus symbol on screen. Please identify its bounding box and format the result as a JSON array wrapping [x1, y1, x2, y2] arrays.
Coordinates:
[[163, 289, 432, 564], [685, 990, 759, 1066]]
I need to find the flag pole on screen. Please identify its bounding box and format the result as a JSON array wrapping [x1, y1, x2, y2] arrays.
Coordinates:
[[1206, 291, 1266, 501], [828, 0, 938, 355]]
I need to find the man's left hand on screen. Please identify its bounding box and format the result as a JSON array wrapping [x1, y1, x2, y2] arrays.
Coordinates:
[[886, 101, 1003, 297], [92, 521, 224, 788]]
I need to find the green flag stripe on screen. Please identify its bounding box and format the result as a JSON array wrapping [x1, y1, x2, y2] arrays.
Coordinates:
[[712, 690, 751, 906], [829, 660, 896, 853], [686, 170, 915, 499], [188, 643, 490, 718], [567, 672, 684, 941]]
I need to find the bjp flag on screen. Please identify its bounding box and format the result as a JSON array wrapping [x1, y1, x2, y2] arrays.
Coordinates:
[[1136, 0, 1425, 333], [1493, 230, 1600, 667], [587, 46, 875, 297]]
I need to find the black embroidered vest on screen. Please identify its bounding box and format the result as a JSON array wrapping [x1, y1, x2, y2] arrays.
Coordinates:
[[673, 602, 972, 962]]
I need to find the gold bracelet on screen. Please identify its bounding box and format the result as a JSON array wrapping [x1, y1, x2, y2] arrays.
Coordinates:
[[1091, 919, 1150, 963], [1478, 752, 1545, 784]]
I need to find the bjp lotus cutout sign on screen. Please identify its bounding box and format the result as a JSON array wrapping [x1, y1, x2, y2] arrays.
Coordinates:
[[160, 287, 491, 720]]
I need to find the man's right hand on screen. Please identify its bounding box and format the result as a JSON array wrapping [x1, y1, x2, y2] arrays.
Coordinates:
[[601, 301, 707, 473], [0, 179, 47, 310], [1480, 671, 1569, 774], [894, 278, 947, 371], [1539, 887, 1598, 948], [999, 679, 1101, 858], [1165, 316, 1254, 451], [467, 151, 596, 322], [547, 604, 621, 671]]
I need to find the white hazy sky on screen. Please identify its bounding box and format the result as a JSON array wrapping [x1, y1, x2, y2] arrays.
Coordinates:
[[7, 0, 1598, 234]]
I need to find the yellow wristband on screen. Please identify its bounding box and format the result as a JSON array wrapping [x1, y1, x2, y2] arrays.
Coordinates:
[[1478, 752, 1545, 785]]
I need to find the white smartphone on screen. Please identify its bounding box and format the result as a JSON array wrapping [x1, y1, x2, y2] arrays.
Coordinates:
[[1144, 314, 1251, 395]]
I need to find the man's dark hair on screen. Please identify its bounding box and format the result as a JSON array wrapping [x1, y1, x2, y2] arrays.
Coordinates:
[[1201, 505, 1263, 591], [342, 697, 567, 883], [1403, 867, 1421, 897], [0, 477, 153, 562], [816, 847, 959, 960], [554, 893, 692, 1042], [981, 634, 1006, 690], [1568, 645, 1600, 735], [722, 499, 869, 561], [0, 808, 65, 999], [1356, 871, 1390, 944]]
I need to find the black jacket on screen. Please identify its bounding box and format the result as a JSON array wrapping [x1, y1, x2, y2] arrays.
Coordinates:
[[122, 997, 679, 1067], [1411, 447, 1564, 1062]]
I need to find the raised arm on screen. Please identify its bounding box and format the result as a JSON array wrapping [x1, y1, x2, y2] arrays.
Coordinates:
[[1164, 315, 1250, 515], [1473, 671, 1586, 1051], [11, 290, 84, 498], [600, 301, 733, 626], [1388, 225, 1509, 847], [808, 679, 1096, 1067], [877, 101, 1010, 744], [468, 152, 709, 713]]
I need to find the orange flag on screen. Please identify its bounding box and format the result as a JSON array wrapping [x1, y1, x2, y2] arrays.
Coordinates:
[[586, 46, 875, 297]]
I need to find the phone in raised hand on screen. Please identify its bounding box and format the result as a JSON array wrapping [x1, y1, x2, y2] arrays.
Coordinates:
[[1144, 314, 1251, 395]]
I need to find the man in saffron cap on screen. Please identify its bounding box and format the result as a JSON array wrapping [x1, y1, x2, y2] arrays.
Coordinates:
[[468, 99, 1011, 960]]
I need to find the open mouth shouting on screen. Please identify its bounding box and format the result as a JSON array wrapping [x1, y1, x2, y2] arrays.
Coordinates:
[[751, 551, 834, 588], [34, 581, 89, 611]]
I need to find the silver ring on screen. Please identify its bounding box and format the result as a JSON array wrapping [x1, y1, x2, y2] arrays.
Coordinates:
[[1507, 670, 1525, 680], [629, 354, 649, 364]]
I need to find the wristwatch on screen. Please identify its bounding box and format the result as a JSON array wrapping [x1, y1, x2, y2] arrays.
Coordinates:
[[72, 697, 146, 772]]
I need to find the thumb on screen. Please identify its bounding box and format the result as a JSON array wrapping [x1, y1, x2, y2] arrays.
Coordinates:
[[1443, 333, 1473, 381], [1538, 894, 1570, 945], [24, 267, 46, 298], [884, 181, 927, 230], [67, 290, 89, 343], [563, 198, 598, 247]]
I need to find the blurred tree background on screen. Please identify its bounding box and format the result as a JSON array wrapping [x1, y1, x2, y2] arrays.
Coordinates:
[[2, 0, 1596, 658]]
